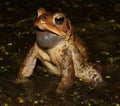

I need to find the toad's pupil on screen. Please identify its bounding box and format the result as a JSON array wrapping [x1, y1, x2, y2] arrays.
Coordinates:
[[55, 16, 64, 25]]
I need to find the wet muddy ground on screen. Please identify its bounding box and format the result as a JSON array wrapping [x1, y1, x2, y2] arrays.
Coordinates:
[[0, 0, 120, 106]]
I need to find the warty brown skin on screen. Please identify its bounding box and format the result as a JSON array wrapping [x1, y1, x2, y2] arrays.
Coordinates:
[[18, 8, 104, 94]]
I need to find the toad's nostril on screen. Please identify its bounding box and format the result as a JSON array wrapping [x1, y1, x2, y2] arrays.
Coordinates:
[[40, 16, 47, 23]]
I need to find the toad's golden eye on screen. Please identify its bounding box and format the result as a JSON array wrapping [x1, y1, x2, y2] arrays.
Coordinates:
[[54, 14, 65, 25]]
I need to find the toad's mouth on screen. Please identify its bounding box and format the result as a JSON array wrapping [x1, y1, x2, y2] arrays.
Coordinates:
[[34, 27, 44, 32], [34, 27, 59, 36]]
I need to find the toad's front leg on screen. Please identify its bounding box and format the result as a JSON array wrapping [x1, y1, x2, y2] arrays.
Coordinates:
[[56, 50, 75, 94], [18, 45, 38, 82], [17, 43, 51, 82], [17, 43, 60, 82]]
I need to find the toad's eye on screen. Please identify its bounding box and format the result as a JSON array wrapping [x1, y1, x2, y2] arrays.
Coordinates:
[[54, 14, 65, 25]]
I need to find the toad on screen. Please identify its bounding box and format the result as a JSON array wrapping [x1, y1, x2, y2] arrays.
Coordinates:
[[17, 8, 104, 94]]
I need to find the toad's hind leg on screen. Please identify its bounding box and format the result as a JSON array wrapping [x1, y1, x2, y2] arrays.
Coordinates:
[[75, 64, 104, 86], [18, 45, 37, 80]]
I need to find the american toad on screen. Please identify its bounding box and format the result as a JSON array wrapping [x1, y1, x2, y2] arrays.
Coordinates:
[[18, 8, 104, 94]]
